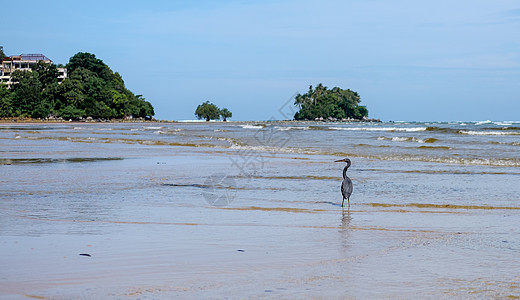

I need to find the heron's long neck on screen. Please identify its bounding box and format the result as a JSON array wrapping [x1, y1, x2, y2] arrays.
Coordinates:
[[342, 164, 350, 179]]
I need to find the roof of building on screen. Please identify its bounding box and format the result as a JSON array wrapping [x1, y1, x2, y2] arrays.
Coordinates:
[[20, 54, 52, 62], [2, 54, 52, 62]]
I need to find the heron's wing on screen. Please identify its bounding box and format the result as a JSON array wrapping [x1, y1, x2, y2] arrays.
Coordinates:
[[341, 177, 353, 198]]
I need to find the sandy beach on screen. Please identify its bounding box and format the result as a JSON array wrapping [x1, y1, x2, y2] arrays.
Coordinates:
[[1, 122, 520, 299]]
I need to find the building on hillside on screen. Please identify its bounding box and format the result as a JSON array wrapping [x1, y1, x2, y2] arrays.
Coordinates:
[[0, 53, 67, 88]]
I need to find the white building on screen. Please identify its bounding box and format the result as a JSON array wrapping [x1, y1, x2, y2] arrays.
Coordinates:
[[0, 53, 67, 88]]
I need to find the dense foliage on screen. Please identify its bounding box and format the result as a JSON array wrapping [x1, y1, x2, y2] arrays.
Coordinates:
[[293, 84, 368, 120], [219, 108, 232, 121], [0, 52, 154, 120], [195, 101, 232, 121]]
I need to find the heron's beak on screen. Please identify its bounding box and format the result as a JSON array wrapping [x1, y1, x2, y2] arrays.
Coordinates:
[[334, 159, 344, 162]]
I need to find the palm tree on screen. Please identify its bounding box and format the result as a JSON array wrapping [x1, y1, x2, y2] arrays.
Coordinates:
[[309, 83, 327, 105]]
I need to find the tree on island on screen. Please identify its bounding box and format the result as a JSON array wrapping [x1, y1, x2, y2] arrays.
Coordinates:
[[293, 84, 368, 120], [195, 101, 220, 121], [195, 101, 233, 121], [0, 51, 154, 120], [219, 108, 232, 121]]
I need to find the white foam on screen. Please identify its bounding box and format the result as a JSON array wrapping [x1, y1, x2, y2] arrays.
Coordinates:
[[474, 120, 520, 126], [459, 130, 520, 136], [494, 121, 513, 126], [379, 136, 426, 143], [275, 126, 310, 131], [241, 124, 264, 129], [391, 137, 409, 142], [475, 120, 493, 125], [329, 127, 427, 132]]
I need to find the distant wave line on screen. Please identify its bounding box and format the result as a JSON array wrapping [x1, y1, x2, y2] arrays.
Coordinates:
[[229, 143, 520, 167], [474, 120, 520, 126], [329, 127, 427, 132]]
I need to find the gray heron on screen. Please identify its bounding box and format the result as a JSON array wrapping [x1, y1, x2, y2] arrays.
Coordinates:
[[335, 158, 353, 207]]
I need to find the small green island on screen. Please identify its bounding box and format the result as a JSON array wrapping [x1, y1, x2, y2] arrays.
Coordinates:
[[0, 50, 154, 121], [293, 84, 375, 121]]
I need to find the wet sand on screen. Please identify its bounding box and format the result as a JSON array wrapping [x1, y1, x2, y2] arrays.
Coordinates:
[[1, 123, 520, 299]]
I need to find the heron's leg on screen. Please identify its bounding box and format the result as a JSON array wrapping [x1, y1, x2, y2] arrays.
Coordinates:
[[341, 197, 345, 207], [347, 197, 350, 207]]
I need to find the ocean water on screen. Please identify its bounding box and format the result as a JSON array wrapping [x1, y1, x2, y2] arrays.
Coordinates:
[[1, 121, 519, 298]]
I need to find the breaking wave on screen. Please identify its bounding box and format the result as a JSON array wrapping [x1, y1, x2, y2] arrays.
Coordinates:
[[241, 124, 265, 129], [459, 130, 520, 136], [475, 120, 520, 126], [377, 136, 438, 143], [274, 126, 310, 131]]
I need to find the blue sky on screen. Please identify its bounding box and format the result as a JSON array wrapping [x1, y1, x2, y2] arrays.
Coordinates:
[[2, 0, 519, 121]]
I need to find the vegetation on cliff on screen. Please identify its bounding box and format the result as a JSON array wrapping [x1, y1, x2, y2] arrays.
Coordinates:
[[0, 52, 154, 120]]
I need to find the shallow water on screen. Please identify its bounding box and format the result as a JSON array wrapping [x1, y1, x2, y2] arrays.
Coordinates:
[[1, 121, 519, 299]]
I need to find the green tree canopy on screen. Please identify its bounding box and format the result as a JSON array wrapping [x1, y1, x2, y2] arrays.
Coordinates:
[[0, 85, 13, 117], [67, 52, 112, 81], [219, 108, 232, 121], [195, 101, 221, 121], [31, 61, 59, 88], [10, 70, 44, 117], [294, 84, 368, 120]]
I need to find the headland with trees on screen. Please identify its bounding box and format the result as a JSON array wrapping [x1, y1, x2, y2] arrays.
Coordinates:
[[0, 51, 154, 121]]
